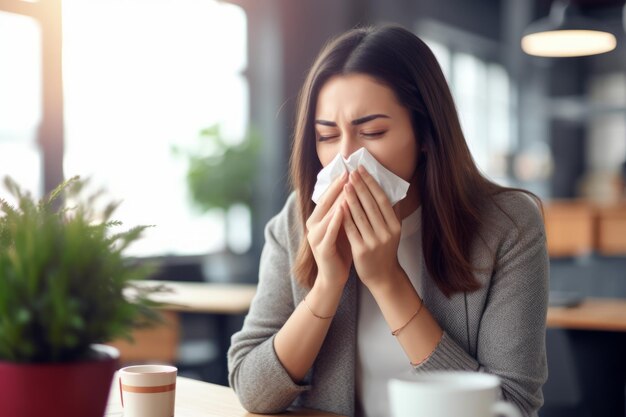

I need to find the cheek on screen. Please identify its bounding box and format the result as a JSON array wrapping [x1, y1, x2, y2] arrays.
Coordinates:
[[398, 152, 419, 181], [366, 141, 417, 182], [316, 144, 335, 167]]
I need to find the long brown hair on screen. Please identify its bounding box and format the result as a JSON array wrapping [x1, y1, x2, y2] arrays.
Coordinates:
[[289, 25, 539, 297]]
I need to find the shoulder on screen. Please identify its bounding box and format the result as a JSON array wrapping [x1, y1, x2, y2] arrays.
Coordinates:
[[473, 190, 546, 260], [483, 190, 544, 235]]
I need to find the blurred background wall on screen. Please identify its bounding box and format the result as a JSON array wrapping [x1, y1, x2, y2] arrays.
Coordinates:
[[2, 0, 625, 270]]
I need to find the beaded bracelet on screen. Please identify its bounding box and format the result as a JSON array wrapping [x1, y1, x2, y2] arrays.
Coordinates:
[[391, 299, 424, 336], [303, 296, 334, 319]]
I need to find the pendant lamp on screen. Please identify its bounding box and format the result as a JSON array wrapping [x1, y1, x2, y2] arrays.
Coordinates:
[[521, 1, 617, 57]]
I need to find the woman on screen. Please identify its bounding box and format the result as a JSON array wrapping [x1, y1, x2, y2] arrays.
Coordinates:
[[228, 24, 548, 417]]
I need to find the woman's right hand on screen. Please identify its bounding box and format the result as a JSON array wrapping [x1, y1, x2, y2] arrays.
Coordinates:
[[306, 171, 353, 290]]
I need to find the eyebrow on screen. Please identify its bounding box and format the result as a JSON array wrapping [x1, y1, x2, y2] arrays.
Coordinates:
[[314, 114, 391, 127]]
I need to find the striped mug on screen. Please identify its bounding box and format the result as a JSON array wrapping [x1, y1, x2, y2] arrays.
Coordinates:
[[118, 365, 177, 417]]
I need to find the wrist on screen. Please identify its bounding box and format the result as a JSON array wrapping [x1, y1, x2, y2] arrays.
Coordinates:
[[368, 268, 426, 335], [314, 272, 349, 294], [367, 263, 407, 298], [306, 275, 345, 318]]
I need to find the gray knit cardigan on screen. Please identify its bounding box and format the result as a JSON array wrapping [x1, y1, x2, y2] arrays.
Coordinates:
[[228, 191, 549, 417]]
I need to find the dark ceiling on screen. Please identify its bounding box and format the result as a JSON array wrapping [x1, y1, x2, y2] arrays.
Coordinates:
[[535, 0, 625, 19]]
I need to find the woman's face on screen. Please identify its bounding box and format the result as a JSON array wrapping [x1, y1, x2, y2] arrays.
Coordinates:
[[314, 73, 418, 182]]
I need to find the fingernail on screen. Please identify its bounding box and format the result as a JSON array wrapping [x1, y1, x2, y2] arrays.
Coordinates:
[[358, 165, 366, 174]]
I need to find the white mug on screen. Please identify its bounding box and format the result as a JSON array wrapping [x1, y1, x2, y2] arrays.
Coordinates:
[[118, 365, 177, 417], [388, 371, 522, 417]]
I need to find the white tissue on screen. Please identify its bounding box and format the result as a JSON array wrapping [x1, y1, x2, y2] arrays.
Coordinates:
[[312, 148, 410, 205]]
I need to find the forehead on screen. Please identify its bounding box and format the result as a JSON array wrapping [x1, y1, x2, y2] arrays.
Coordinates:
[[315, 73, 402, 119]]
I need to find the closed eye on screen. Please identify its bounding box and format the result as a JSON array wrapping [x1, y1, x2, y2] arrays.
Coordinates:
[[317, 130, 387, 142], [317, 134, 340, 142], [361, 131, 386, 138]]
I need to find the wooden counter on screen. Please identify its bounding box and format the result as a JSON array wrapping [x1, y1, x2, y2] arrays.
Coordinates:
[[547, 298, 626, 332]]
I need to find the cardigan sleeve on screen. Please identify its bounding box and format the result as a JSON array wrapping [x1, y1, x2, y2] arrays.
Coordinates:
[[227, 194, 311, 414], [412, 192, 549, 417]]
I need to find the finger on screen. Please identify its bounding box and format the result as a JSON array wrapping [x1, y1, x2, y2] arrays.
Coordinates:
[[309, 196, 344, 244], [344, 182, 375, 242], [357, 165, 399, 229], [321, 203, 344, 248], [341, 201, 363, 246], [349, 170, 387, 232], [310, 171, 348, 224]]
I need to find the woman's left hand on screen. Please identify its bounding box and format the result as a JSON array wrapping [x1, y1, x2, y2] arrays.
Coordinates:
[[341, 165, 403, 291]]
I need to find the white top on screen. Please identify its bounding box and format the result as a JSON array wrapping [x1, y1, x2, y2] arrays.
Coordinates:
[[355, 206, 423, 417]]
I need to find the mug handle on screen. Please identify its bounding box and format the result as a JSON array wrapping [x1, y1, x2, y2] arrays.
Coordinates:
[[492, 401, 522, 417], [119, 376, 125, 408]]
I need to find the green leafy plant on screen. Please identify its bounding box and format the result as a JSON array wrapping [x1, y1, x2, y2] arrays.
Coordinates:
[[175, 124, 261, 212], [0, 176, 163, 363]]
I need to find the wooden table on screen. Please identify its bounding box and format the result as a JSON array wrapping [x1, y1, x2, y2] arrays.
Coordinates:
[[131, 280, 257, 314], [105, 375, 342, 417], [110, 280, 257, 384], [547, 298, 626, 331]]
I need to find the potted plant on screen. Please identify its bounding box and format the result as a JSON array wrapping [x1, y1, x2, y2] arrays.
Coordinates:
[[0, 175, 163, 417], [184, 124, 260, 215], [174, 124, 261, 282]]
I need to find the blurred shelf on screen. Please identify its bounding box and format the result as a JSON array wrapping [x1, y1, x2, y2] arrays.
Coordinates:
[[544, 200, 595, 257], [596, 203, 626, 256], [544, 199, 626, 257]]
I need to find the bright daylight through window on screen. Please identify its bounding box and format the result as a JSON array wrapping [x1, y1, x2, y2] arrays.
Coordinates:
[[0, 12, 43, 202], [425, 38, 515, 186], [62, 0, 249, 257]]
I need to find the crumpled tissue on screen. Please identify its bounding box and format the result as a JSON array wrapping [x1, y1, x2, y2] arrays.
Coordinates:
[[312, 147, 410, 205]]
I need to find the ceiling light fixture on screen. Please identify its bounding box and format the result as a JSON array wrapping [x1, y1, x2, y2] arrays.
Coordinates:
[[521, 1, 617, 58]]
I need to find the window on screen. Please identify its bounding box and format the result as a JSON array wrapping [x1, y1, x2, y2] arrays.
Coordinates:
[[424, 38, 515, 185], [0, 11, 43, 204], [62, 0, 249, 257]]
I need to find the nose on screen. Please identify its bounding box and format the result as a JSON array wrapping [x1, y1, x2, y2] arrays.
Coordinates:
[[339, 134, 360, 159]]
